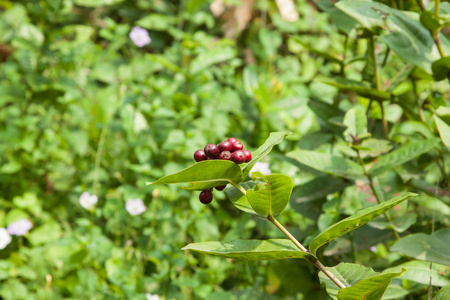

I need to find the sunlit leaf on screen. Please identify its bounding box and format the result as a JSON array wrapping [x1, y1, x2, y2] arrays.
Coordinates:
[[182, 239, 316, 262], [309, 193, 417, 256]]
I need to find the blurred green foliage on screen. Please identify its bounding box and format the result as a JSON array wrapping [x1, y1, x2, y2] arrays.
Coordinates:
[[0, 0, 449, 299]]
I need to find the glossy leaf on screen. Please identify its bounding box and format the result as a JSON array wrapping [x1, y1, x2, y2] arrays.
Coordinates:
[[433, 284, 450, 300], [286, 149, 365, 179], [420, 11, 440, 31], [241, 131, 291, 178], [336, 0, 450, 74], [383, 261, 450, 287], [391, 228, 450, 266], [182, 239, 316, 262], [369, 139, 440, 177], [147, 160, 243, 186], [309, 193, 417, 256], [318, 77, 390, 101], [337, 269, 405, 300], [246, 173, 293, 218], [224, 181, 258, 215], [343, 107, 368, 142], [315, 0, 358, 34]]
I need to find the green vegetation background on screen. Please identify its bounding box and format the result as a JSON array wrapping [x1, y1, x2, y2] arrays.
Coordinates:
[[0, 0, 449, 299]]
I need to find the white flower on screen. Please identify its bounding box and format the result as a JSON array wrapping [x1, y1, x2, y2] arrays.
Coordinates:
[[146, 293, 160, 300], [249, 162, 272, 177], [79, 192, 98, 209], [7, 219, 33, 236], [0, 228, 12, 250], [126, 198, 146, 215], [129, 26, 151, 47], [369, 246, 377, 253]]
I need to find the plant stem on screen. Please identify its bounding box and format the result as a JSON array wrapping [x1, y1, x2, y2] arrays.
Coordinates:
[[369, 34, 381, 91], [232, 182, 247, 196], [379, 100, 390, 140], [268, 215, 347, 289], [415, 0, 424, 11], [356, 150, 400, 240]]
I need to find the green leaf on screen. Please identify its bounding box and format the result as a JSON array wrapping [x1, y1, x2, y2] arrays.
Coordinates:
[[369, 139, 440, 177], [224, 181, 258, 215], [383, 261, 450, 287], [147, 160, 243, 187], [73, 0, 124, 7], [309, 193, 417, 256], [420, 11, 441, 31], [181, 239, 316, 262], [336, 0, 450, 74], [368, 213, 417, 233], [343, 107, 368, 142], [246, 173, 293, 218], [337, 269, 405, 300], [136, 14, 177, 31], [289, 36, 343, 65], [315, 0, 359, 34], [318, 77, 390, 101], [189, 47, 237, 75], [241, 131, 291, 178], [433, 284, 450, 300], [391, 228, 450, 266], [290, 176, 352, 205], [286, 149, 365, 179], [319, 263, 378, 299], [432, 57, 450, 81]]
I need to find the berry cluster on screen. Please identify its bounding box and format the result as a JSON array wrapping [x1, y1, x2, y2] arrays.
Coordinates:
[[194, 137, 252, 204]]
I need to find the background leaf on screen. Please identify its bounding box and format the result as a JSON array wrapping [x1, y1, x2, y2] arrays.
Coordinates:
[[369, 139, 440, 177], [391, 228, 450, 266], [433, 284, 450, 300], [383, 261, 450, 287], [435, 115, 450, 148], [182, 239, 316, 262], [286, 149, 365, 179], [343, 107, 368, 142], [309, 193, 417, 256], [224, 181, 258, 215]]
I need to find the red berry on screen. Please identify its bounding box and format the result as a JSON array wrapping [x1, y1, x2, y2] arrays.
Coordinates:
[[204, 144, 220, 159], [243, 150, 252, 162], [218, 141, 232, 152], [215, 185, 227, 191], [227, 137, 237, 144], [231, 150, 246, 164], [219, 151, 231, 160], [199, 190, 213, 204], [194, 149, 207, 162], [231, 141, 243, 152]]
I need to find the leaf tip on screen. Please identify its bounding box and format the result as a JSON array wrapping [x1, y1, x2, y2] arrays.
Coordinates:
[[146, 182, 153, 186]]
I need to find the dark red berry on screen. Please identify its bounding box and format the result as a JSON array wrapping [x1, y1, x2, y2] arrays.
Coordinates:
[[231, 141, 243, 152], [243, 149, 252, 162], [204, 144, 220, 159], [218, 141, 232, 152], [227, 137, 237, 145], [231, 150, 246, 164], [199, 190, 213, 204], [194, 149, 207, 162], [215, 185, 227, 191], [219, 151, 231, 160]]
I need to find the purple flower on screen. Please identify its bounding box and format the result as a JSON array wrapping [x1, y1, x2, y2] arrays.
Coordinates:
[[0, 228, 12, 250], [126, 198, 146, 215], [129, 26, 151, 47], [7, 219, 33, 236], [79, 192, 98, 209]]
